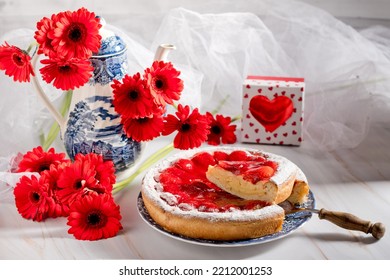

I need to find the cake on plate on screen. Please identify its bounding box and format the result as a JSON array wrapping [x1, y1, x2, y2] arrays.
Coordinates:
[[141, 146, 309, 241]]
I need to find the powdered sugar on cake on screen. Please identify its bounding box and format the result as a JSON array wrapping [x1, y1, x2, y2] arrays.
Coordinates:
[[141, 146, 295, 222], [265, 152, 297, 185], [295, 166, 307, 182]]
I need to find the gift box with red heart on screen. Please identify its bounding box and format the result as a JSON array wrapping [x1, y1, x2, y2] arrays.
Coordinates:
[[241, 76, 304, 146]]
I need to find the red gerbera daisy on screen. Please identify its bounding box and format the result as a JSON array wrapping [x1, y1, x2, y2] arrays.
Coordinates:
[[50, 8, 101, 59], [163, 104, 210, 150], [40, 56, 93, 90], [121, 114, 164, 142], [144, 60, 183, 106], [67, 193, 122, 241], [206, 112, 237, 145], [34, 14, 58, 57], [74, 153, 116, 192], [13, 175, 54, 221], [17, 146, 69, 173], [56, 160, 99, 206], [112, 73, 159, 119], [40, 163, 70, 217], [0, 42, 34, 82]]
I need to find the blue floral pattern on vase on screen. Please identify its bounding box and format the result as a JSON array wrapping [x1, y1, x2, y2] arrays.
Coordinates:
[[89, 36, 128, 85], [63, 34, 142, 174], [64, 98, 142, 173]]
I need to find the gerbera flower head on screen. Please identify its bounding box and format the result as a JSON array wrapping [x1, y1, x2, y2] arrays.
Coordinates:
[[75, 153, 116, 192], [34, 14, 58, 57], [50, 8, 101, 59], [121, 114, 164, 142], [163, 104, 210, 150], [206, 112, 237, 145], [40, 163, 70, 217], [112, 73, 160, 119], [144, 60, 183, 106], [67, 193, 122, 241], [39, 56, 93, 90], [0, 42, 35, 82], [17, 146, 69, 173], [13, 175, 54, 221], [56, 160, 98, 206]]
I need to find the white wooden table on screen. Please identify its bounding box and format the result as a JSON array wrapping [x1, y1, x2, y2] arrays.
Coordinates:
[[0, 125, 389, 260]]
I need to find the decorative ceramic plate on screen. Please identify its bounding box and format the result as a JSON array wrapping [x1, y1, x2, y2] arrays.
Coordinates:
[[137, 190, 315, 247]]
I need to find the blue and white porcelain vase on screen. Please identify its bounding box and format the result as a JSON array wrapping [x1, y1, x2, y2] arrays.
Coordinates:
[[32, 18, 176, 181], [63, 20, 142, 181]]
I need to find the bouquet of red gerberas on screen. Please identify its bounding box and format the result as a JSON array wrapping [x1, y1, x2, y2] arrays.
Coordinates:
[[13, 146, 121, 241], [0, 7, 121, 241], [0, 7, 239, 241], [111, 61, 238, 150], [0, 7, 100, 89]]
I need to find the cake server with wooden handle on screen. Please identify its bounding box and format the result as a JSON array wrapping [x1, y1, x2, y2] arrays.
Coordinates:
[[280, 202, 386, 239]]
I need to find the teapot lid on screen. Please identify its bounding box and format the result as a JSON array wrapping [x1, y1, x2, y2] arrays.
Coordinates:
[[92, 17, 127, 57]]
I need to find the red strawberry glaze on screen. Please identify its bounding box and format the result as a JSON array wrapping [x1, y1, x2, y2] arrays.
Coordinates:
[[158, 151, 278, 212], [217, 160, 277, 184]]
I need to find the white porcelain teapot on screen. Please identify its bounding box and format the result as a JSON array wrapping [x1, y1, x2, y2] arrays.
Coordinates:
[[32, 18, 175, 181]]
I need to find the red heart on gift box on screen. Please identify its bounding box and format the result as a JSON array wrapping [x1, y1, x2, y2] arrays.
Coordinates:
[[249, 95, 294, 132]]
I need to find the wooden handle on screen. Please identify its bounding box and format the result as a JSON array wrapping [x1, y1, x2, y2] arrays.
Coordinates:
[[318, 208, 385, 239]]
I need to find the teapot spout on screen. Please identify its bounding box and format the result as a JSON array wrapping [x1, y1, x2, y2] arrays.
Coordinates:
[[154, 44, 176, 61]]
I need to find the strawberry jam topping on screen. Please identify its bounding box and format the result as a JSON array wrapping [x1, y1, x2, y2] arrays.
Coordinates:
[[217, 160, 277, 184], [158, 150, 278, 212]]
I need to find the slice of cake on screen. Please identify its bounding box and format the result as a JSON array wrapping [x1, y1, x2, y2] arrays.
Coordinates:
[[206, 150, 297, 204]]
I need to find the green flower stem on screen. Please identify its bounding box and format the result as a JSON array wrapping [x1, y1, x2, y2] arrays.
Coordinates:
[[211, 95, 230, 115], [41, 90, 73, 151], [112, 143, 174, 194], [26, 41, 38, 55], [231, 115, 241, 123]]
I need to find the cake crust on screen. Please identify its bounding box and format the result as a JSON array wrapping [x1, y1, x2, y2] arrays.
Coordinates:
[[142, 191, 284, 240], [288, 168, 310, 204]]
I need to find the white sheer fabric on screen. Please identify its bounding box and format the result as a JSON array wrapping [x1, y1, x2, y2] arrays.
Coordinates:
[[149, 7, 390, 150], [0, 0, 389, 160]]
